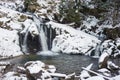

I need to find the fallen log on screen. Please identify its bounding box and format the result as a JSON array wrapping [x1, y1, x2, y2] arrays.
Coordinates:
[[82, 67, 111, 80], [49, 72, 76, 80], [50, 73, 67, 78]]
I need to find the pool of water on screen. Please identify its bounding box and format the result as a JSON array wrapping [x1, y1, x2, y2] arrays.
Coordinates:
[[4, 53, 98, 75]]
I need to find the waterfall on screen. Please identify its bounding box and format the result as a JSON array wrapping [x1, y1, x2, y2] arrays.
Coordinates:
[[49, 25, 52, 49], [22, 26, 30, 53], [33, 15, 48, 51], [39, 25, 48, 51], [94, 43, 101, 58], [20, 14, 57, 55]]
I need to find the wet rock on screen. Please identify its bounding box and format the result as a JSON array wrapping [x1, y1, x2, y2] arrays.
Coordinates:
[[18, 15, 28, 22], [99, 52, 109, 68]]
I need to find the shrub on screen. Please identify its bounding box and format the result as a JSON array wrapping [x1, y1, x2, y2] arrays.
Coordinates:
[[57, 0, 83, 27]]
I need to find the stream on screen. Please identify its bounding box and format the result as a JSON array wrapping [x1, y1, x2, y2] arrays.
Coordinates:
[[4, 53, 98, 75]]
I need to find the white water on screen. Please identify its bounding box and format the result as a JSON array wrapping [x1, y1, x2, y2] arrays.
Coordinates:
[[22, 26, 30, 53], [49, 26, 52, 49], [33, 15, 48, 51], [94, 43, 101, 58], [37, 51, 59, 56], [39, 25, 48, 51]]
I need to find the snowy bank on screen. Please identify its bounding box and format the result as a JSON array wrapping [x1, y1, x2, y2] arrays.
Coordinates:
[[47, 21, 100, 55], [0, 28, 22, 57], [0, 6, 31, 58]]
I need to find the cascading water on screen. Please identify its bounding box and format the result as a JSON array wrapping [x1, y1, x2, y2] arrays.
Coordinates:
[[20, 14, 57, 55], [39, 24, 48, 51], [32, 15, 48, 51], [22, 26, 30, 53], [94, 43, 101, 58], [49, 25, 52, 49]]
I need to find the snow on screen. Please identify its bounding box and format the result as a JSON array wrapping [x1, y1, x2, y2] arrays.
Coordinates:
[[27, 65, 43, 74], [0, 28, 23, 57], [47, 65, 56, 73], [86, 76, 105, 80], [2, 72, 27, 80], [107, 61, 119, 70], [99, 51, 109, 64], [47, 21, 100, 55], [25, 61, 52, 80], [116, 38, 120, 46], [98, 68, 111, 77], [80, 0, 95, 9], [25, 61, 45, 74], [82, 16, 99, 29], [111, 75, 120, 80], [80, 64, 93, 80], [6, 21, 22, 30], [100, 40, 120, 57]]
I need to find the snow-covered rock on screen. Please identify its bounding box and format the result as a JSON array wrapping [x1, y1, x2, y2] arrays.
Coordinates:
[[47, 65, 56, 73], [0, 28, 22, 57], [47, 21, 100, 55], [111, 75, 120, 80], [1, 71, 27, 80], [0, 5, 32, 58], [80, 64, 93, 80], [99, 51, 109, 68], [98, 68, 111, 77], [0, 0, 24, 11], [100, 39, 120, 57], [107, 61, 119, 70], [85, 76, 105, 80], [25, 61, 55, 80]]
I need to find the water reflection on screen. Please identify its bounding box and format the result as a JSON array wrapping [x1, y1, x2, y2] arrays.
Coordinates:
[[3, 54, 98, 75]]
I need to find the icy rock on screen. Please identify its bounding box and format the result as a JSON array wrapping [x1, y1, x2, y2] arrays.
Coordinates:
[[85, 76, 105, 80], [99, 51, 109, 68], [80, 64, 93, 80], [49, 21, 100, 55], [0, 66, 6, 73], [47, 65, 56, 73], [25, 61, 52, 80], [1, 71, 27, 80], [107, 61, 119, 70], [17, 66, 26, 74], [100, 40, 120, 57], [0, 28, 23, 57], [98, 68, 111, 77], [111, 75, 120, 80], [24, 61, 45, 74]]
